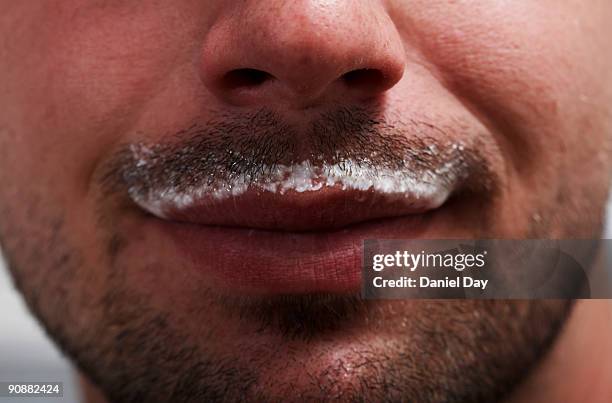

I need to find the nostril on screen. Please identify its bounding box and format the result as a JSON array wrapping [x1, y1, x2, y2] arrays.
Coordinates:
[[341, 68, 386, 92], [221, 68, 274, 90]]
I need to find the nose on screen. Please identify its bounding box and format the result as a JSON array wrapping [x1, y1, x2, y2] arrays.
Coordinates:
[[200, 1, 406, 108]]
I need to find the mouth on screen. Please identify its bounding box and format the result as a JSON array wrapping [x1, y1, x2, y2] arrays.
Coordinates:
[[104, 110, 495, 297], [127, 167, 459, 295], [137, 185, 450, 233]]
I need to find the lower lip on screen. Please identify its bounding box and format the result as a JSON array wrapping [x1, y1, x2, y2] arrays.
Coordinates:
[[146, 210, 439, 296]]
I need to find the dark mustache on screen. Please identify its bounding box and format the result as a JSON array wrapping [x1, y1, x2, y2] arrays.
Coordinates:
[[98, 106, 497, 198]]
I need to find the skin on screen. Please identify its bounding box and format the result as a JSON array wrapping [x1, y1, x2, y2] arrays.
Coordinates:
[[0, 1, 611, 402]]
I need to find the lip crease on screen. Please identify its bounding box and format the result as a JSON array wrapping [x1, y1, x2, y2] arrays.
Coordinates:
[[155, 185, 445, 232], [128, 183, 453, 296]]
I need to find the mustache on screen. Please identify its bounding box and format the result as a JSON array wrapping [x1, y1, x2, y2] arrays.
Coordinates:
[[99, 106, 497, 202]]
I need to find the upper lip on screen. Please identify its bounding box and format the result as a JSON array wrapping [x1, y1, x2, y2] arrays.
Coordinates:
[[134, 185, 451, 232]]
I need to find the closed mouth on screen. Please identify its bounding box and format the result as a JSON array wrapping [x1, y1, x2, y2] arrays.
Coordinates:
[[129, 159, 459, 231]]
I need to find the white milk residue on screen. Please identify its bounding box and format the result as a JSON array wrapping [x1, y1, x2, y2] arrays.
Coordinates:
[[127, 157, 461, 219]]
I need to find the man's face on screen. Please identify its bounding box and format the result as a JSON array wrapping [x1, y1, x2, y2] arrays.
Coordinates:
[[0, 1, 611, 402]]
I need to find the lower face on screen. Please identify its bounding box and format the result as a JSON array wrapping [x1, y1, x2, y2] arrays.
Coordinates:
[[1, 2, 612, 403]]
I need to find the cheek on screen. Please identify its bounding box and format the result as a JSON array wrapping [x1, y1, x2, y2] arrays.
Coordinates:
[[431, 10, 605, 154], [398, 1, 608, 146], [390, 0, 612, 235], [411, 3, 589, 129], [0, 3, 196, 209]]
